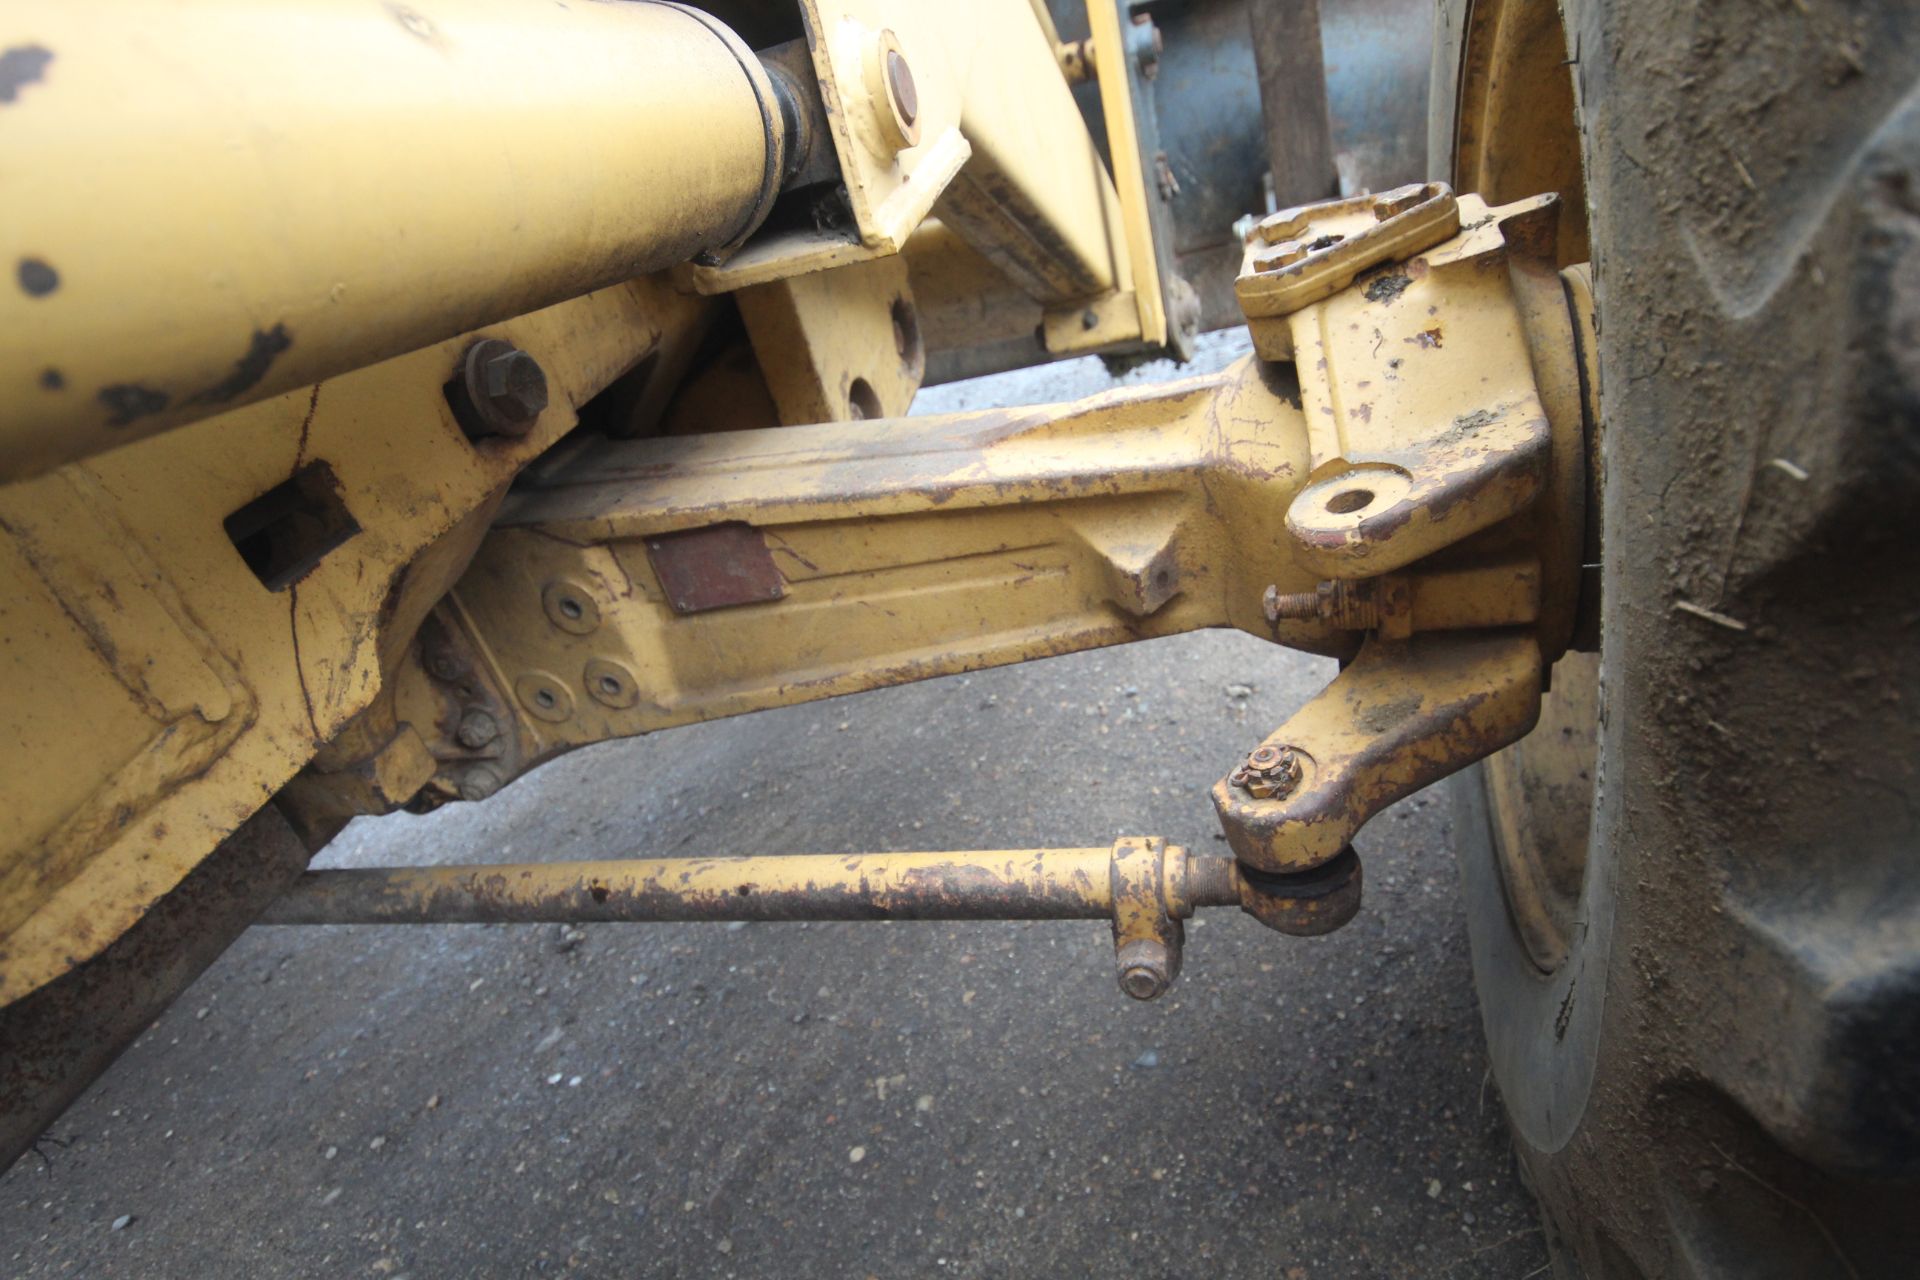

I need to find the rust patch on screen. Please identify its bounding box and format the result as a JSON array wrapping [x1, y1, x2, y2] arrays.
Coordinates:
[[1406, 328, 1443, 349], [1363, 272, 1413, 304], [646, 521, 786, 614]]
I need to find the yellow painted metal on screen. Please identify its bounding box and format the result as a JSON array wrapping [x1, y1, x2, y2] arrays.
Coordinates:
[[257, 836, 1245, 999], [0, 0, 783, 480], [0, 139, 1581, 1019], [1252, 192, 1567, 582], [1446, 0, 1590, 267], [257, 840, 1248, 926], [903, 220, 1047, 359], [935, 1, 1131, 307], [1213, 631, 1546, 871], [1483, 649, 1599, 972], [737, 255, 925, 424], [409, 357, 1314, 788], [1085, 1, 1167, 345], [0, 278, 695, 1004], [264, 848, 1124, 924], [689, 0, 1129, 311], [1236, 183, 1462, 355], [1041, 291, 1145, 355], [686, 0, 974, 292]]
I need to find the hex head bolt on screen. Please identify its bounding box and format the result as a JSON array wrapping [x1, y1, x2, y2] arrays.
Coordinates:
[[448, 339, 548, 439]]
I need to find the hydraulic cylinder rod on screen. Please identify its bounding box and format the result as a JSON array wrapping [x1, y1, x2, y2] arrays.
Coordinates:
[[0, 0, 789, 478], [259, 845, 1243, 926]]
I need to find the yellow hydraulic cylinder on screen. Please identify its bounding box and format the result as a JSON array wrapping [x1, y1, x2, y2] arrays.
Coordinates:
[[0, 0, 788, 479]]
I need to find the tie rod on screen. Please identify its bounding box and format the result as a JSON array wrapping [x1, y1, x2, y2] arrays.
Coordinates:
[[258, 838, 1358, 1001]]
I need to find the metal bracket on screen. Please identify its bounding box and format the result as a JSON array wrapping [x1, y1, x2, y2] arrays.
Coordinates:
[[1212, 631, 1544, 873], [1109, 835, 1185, 1000], [1235, 181, 1461, 355]]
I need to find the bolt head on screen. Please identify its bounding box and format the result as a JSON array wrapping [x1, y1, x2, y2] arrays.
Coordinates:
[[455, 708, 499, 749], [456, 339, 548, 438], [481, 348, 548, 422]]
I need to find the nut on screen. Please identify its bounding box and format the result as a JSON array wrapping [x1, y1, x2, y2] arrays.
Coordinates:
[[455, 708, 499, 749], [1230, 744, 1303, 799], [423, 643, 468, 683], [458, 764, 504, 802], [1114, 937, 1174, 1001]]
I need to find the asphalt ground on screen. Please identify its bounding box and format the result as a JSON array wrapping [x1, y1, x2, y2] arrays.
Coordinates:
[[0, 333, 1550, 1278]]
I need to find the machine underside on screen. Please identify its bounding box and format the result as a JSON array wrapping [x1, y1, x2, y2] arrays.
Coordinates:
[[0, 0, 1592, 1167]]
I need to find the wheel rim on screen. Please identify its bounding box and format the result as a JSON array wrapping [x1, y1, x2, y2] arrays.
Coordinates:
[[1454, 0, 1600, 978]]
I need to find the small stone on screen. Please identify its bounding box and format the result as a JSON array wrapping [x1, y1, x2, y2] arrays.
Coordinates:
[[368, 1136, 386, 1151], [568, 1075, 583, 1088], [1131, 1049, 1160, 1070], [111, 1215, 133, 1231], [1427, 1178, 1443, 1199], [324, 1146, 338, 1160], [726, 921, 748, 932], [915, 1095, 935, 1113], [716, 1238, 734, 1255], [426, 1095, 441, 1110], [195, 1007, 210, 1021], [848, 1146, 867, 1164], [1224, 683, 1255, 700], [547, 1072, 564, 1085]]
